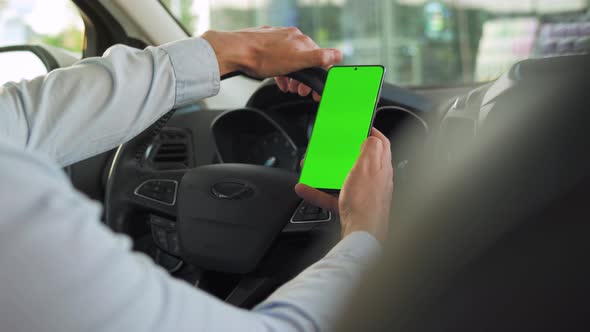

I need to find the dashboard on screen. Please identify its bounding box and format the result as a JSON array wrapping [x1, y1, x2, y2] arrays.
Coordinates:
[[76, 74, 492, 205], [119, 78, 491, 200], [72, 54, 588, 209], [211, 108, 300, 171], [205, 80, 442, 179]]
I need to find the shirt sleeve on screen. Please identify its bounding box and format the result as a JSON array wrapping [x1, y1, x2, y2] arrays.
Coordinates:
[[255, 231, 382, 331], [0, 37, 220, 166], [0, 142, 381, 332]]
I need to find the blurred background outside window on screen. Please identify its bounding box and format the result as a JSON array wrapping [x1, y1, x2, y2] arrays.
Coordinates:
[[162, 0, 590, 86], [0, 0, 84, 57]]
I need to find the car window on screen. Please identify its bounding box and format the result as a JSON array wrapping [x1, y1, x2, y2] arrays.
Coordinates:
[[0, 0, 84, 56], [161, 0, 590, 87], [0, 50, 49, 84]]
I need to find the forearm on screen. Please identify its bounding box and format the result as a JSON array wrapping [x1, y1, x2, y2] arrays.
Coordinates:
[[0, 27, 341, 166], [0, 146, 381, 332], [0, 38, 219, 166], [0, 141, 382, 332], [254, 232, 381, 331]]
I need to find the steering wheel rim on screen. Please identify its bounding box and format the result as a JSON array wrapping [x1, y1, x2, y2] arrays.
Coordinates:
[[105, 68, 336, 287]]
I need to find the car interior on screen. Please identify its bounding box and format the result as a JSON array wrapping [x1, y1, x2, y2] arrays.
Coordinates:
[[1, 0, 589, 329]]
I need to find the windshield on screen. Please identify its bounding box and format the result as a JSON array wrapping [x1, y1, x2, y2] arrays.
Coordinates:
[[0, 0, 84, 56], [161, 0, 590, 87]]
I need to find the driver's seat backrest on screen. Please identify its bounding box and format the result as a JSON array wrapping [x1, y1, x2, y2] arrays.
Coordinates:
[[414, 182, 590, 331]]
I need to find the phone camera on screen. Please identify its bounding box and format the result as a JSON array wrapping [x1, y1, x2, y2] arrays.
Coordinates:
[[354, 67, 358, 71]]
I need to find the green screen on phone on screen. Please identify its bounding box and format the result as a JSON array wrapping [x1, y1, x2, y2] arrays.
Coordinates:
[[299, 65, 385, 190]]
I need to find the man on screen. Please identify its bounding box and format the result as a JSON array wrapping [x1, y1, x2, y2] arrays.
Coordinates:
[[0, 27, 393, 331]]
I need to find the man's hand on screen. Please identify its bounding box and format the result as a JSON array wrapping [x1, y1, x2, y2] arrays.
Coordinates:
[[295, 128, 394, 243], [202, 26, 341, 100]]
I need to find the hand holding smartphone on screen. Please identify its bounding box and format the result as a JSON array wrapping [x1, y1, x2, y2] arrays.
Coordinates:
[[299, 65, 385, 192]]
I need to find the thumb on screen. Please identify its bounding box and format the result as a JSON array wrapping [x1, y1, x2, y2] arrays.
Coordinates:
[[356, 137, 383, 172], [298, 48, 342, 68], [294, 183, 339, 213]]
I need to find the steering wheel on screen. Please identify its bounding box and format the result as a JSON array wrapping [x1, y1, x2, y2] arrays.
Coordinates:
[[105, 68, 341, 305]]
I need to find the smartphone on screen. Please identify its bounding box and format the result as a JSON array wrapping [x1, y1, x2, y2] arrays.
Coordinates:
[[299, 65, 385, 192]]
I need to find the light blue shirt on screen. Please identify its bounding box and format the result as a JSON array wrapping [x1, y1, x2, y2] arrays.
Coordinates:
[[0, 37, 381, 332]]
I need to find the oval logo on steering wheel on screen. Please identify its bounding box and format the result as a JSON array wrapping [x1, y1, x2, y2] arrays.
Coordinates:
[[211, 182, 254, 200]]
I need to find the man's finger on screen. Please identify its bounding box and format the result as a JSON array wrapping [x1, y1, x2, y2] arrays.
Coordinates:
[[299, 48, 342, 69], [275, 77, 289, 92], [298, 83, 312, 97], [357, 136, 383, 172], [370, 127, 389, 147], [294, 183, 339, 214], [288, 79, 300, 93], [370, 127, 392, 163], [276, 78, 315, 99], [312, 91, 321, 102]]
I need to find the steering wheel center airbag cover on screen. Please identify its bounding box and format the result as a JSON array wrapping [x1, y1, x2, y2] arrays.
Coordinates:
[[177, 164, 300, 273]]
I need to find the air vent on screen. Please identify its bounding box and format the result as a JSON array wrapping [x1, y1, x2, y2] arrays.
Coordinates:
[[154, 143, 188, 163], [148, 128, 194, 169]]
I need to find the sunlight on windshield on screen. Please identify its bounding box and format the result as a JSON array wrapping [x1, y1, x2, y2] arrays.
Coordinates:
[[0, 0, 84, 55], [162, 0, 590, 86]]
